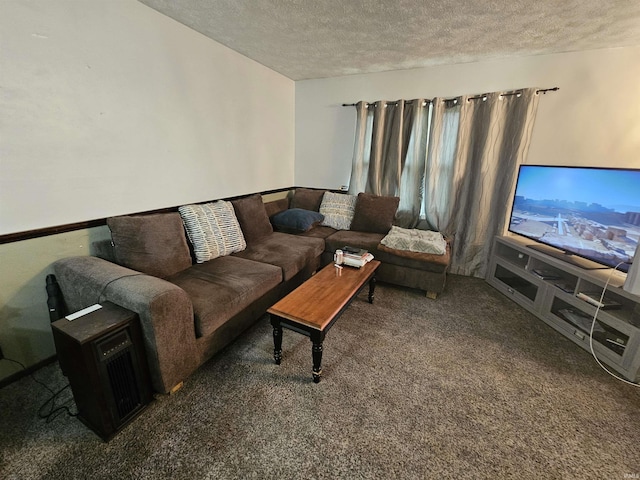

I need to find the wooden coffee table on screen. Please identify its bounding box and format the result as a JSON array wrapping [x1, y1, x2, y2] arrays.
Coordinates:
[[267, 260, 381, 383]]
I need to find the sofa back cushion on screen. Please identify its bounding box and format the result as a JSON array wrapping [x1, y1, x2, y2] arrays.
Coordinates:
[[107, 212, 192, 278], [264, 197, 290, 218], [350, 192, 400, 234], [291, 188, 327, 212], [178, 201, 247, 263], [319, 192, 357, 230], [231, 194, 273, 244]]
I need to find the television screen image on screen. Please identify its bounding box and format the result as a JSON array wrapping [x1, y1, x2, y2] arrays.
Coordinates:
[[508, 165, 640, 272]]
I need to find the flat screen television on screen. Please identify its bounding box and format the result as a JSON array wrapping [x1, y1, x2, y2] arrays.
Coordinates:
[[508, 165, 640, 272]]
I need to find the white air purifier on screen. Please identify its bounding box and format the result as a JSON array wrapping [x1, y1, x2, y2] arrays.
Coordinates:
[[624, 243, 640, 296]]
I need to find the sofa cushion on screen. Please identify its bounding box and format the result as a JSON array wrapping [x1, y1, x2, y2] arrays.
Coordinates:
[[300, 225, 338, 239], [291, 188, 327, 211], [231, 194, 274, 244], [271, 208, 325, 234], [319, 192, 357, 230], [107, 212, 192, 278], [378, 243, 451, 267], [264, 197, 290, 218], [350, 193, 399, 234], [179, 201, 246, 263], [166, 256, 282, 338], [232, 232, 324, 281]]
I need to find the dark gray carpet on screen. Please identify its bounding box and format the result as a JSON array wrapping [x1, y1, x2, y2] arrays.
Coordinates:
[[2, 275, 640, 479]]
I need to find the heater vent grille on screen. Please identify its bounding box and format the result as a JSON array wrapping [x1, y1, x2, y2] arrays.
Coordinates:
[[105, 350, 142, 421]]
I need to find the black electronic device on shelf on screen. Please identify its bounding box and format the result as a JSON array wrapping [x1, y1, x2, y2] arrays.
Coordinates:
[[531, 268, 561, 280]]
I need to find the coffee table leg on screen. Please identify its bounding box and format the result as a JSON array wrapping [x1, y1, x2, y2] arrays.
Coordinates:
[[311, 331, 325, 383], [312, 342, 323, 383], [271, 316, 283, 365], [368, 275, 376, 304]]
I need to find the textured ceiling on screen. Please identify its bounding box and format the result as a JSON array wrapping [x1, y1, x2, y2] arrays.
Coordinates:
[[138, 0, 640, 80]]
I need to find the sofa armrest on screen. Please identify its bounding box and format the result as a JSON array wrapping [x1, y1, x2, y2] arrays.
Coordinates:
[[52, 256, 198, 394]]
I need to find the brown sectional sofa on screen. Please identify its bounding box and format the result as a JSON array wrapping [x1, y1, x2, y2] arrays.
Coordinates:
[[266, 188, 451, 298], [53, 189, 449, 395]]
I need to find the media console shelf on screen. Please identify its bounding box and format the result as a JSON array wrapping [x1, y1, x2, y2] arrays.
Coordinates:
[[487, 235, 640, 382]]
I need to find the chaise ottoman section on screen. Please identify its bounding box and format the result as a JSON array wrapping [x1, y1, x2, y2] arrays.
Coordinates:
[[166, 256, 282, 338], [376, 242, 451, 272]]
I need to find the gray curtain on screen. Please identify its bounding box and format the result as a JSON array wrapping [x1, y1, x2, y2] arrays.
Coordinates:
[[425, 88, 540, 277], [423, 97, 461, 234], [348, 101, 373, 195], [348, 99, 430, 227], [348, 89, 540, 277]]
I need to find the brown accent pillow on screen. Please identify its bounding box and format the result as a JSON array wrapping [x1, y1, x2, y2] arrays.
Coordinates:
[[230, 194, 273, 244], [350, 193, 400, 234], [291, 188, 327, 212], [107, 212, 192, 278]]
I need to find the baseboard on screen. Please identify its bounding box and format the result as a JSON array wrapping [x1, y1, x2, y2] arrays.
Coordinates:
[[0, 355, 57, 390]]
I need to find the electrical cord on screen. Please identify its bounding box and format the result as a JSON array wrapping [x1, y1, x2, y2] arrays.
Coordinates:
[[37, 383, 77, 423], [2, 356, 78, 421], [588, 262, 640, 387]]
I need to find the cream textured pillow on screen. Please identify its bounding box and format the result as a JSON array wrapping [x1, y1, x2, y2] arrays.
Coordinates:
[[178, 201, 246, 263], [319, 192, 357, 230], [380, 226, 447, 255]]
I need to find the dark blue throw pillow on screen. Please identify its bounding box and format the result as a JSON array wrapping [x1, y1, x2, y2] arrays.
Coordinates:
[[270, 208, 325, 233]]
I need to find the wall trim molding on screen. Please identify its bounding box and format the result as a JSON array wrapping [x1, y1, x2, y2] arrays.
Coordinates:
[[0, 187, 306, 245]]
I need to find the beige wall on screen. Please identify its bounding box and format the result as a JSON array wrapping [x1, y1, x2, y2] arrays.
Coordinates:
[[294, 46, 640, 189], [0, 0, 295, 236], [0, 0, 295, 383]]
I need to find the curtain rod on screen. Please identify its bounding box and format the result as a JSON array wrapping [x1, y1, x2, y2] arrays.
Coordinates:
[[341, 99, 431, 107], [465, 87, 559, 102], [342, 87, 559, 107]]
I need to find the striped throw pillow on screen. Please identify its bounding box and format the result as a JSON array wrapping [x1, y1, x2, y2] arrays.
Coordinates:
[[319, 192, 357, 230], [178, 201, 246, 263]]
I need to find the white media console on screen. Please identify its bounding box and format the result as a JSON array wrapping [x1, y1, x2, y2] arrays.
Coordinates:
[[487, 235, 640, 382]]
